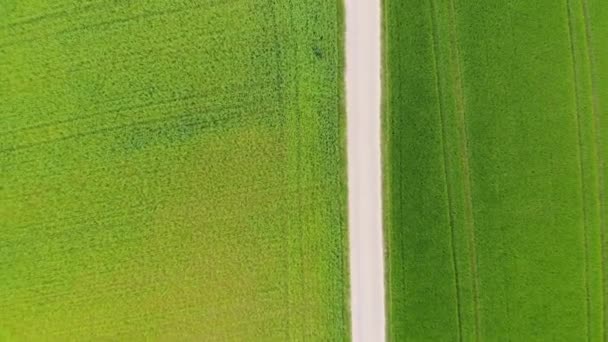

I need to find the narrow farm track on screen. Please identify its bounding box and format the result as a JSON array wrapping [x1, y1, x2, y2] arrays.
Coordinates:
[[428, 0, 465, 339], [384, 0, 608, 340], [565, 0, 593, 337], [345, 0, 385, 340], [581, 0, 608, 338], [567, 0, 607, 338]]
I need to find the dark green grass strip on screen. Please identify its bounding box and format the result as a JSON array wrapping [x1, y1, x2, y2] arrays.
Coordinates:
[[384, 0, 607, 340]]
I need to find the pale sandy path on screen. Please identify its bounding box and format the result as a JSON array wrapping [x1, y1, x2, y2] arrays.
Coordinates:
[[345, 0, 385, 340]]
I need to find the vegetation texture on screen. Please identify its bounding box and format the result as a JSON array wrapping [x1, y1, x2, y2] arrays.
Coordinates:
[[384, 0, 607, 340], [0, 1, 348, 340]]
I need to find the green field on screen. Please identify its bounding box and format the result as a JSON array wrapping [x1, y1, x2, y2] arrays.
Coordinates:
[[0, 1, 348, 340], [384, 0, 607, 340]]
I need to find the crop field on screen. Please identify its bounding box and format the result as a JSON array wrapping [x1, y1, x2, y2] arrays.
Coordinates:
[[0, 0, 348, 340], [384, 0, 607, 340]]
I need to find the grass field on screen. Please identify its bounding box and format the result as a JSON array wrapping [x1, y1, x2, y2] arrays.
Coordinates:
[[0, 1, 348, 340], [384, 0, 607, 340]]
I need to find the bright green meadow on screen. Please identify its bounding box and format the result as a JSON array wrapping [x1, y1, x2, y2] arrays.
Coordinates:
[[384, 0, 607, 340], [0, 1, 348, 340]]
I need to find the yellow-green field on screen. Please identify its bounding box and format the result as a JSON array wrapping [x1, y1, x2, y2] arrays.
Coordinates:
[[0, 1, 348, 340], [384, 0, 607, 340]]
